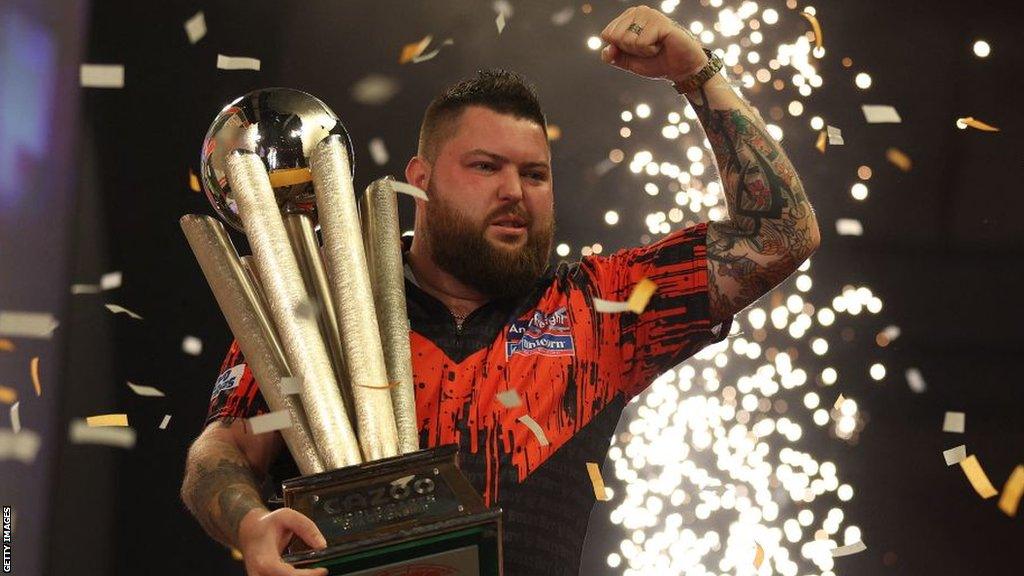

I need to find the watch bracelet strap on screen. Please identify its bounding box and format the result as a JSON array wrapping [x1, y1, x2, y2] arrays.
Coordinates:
[[671, 49, 724, 94]]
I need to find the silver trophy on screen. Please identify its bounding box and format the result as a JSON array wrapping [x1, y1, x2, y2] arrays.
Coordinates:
[[181, 88, 500, 575]]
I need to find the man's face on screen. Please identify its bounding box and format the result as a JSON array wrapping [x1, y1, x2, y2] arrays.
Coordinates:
[[420, 106, 555, 299]]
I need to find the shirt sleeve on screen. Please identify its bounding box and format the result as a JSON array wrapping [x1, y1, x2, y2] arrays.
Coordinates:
[[205, 339, 270, 426], [578, 222, 733, 398]]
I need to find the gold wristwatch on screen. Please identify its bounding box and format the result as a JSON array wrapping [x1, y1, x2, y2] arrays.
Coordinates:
[[670, 49, 724, 94]]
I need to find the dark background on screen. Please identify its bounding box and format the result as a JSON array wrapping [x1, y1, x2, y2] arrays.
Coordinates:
[[2, 0, 1021, 574]]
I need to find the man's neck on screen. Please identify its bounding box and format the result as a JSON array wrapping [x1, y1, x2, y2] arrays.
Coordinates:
[[406, 240, 490, 319]]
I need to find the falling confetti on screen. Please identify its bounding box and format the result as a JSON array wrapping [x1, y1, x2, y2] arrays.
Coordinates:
[[86, 413, 129, 427], [399, 35, 433, 64], [159, 414, 172, 430], [100, 271, 122, 290], [496, 389, 522, 409], [216, 54, 261, 71], [351, 74, 400, 105], [69, 419, 136, 449], [10, 401, 21, 434], [800, 11, 825, 57], [184, 11, 207, 44], [815, 130, 827, 153], [30, 356, 41, 397], [411, 38, 455, 64], [943, 445, 967, 467], [80, 64, 124, 88], [826, 125, 844, 145], [517, 414, 550, 446], [104, 304, 144, 320], [997, 465, 1024, 517], [905, 367, 927, 393], [593, 278, 657, 313], [0, 311, 59, 338], [955, 116, 999, 131], [586, 462, 610, 501], [885, 147, 912, 172], [126, 381, 166, 397], [389, 181, 429, 201], [959, 455, 998, 499], [279, 376, 302, 395], [368, 137, 389, 166], [942, 411, 965, 434], [835, 218, 864, 236], [0, 429, 41, 463], [0, 386, 16, 404], [0, 339, 14, 352], [247, 410, 293, 435], [831, 540, 867, 558], [754, 544, 765, 568], [71, 284, 101, 294], [189, 169, 201, 192], [861, 104, 902, 124]]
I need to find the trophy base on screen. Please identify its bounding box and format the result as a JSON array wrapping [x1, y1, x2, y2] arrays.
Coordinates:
[[281, 444, 502, 575]]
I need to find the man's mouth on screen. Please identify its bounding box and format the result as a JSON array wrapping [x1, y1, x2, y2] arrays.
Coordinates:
[[489, 215, 528, 234]]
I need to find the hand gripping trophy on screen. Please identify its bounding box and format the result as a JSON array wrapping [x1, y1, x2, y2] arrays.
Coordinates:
[[181, 88, 502, 575]]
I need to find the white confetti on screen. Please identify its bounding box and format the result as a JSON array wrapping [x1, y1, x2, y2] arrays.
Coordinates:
[[184, 11, 207, 44], [880, 325, 901, 341], [496, 11, 507, 34], [826, 125, 844, 145], [70, 284, 101, 294], [159, 414, 172, 430], [942, 411, 965, 434], [279, 376, 302, 395], [0, 429, 41, 463], [351, 74, 400, 105], [390, 474, 415, 488], [68, 419, 136, 449], [831, 540, 866, 558], [943, 444, 967, 466], [496, 389, 522, 408], [592, 298, 632, 313], [10, 401, 20, 434], [905, 367, 927, 393], [389, 181, 428, 201], [126, 381, 165, 397], [248, 410, 293, 435], [835, 218, 863, 236], [551, 6, 575, 26], [182, 335, 203, 356], [0, 311, 60, 338], [100, 271, 123, 290], [217, 54, 261, 71], [517, 415, 549, 446], [369, 137, 389, 166], [80, 64, 124, 88], [105, 303, 144, 320], [861, 104, 902, 124]]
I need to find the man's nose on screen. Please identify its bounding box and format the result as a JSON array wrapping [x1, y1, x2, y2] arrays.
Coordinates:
[[496, 166, 525, 202]]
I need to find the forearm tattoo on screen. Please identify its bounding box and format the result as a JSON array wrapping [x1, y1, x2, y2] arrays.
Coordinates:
[[182, 437, 265, 547], [689, 82, 819, 324]]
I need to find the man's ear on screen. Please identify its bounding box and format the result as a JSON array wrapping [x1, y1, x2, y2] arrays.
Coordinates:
[[405, 156, 431, 192]]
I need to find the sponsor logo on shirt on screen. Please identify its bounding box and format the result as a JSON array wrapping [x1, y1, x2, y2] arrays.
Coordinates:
[[211, 364, 246, 398], [505, 306, 575, 359]]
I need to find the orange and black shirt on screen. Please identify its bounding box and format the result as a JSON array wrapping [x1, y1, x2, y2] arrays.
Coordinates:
[[206, 222, 732, 575]]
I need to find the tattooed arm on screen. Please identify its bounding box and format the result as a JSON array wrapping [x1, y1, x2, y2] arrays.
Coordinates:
[[182, 420, 328, 575], [680, 73, 821, 326], [180, 419, 277, 548]]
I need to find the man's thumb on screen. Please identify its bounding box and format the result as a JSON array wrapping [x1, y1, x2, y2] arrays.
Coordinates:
[[280, 509, 328, 549]]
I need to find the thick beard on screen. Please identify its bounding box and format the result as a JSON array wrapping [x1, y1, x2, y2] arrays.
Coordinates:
[[423, 180, 553, 300]]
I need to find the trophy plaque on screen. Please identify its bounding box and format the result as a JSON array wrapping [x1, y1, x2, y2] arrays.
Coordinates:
[[182, 88, 502, 575]]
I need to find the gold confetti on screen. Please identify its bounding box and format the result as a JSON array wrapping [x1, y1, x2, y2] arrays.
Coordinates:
[[815, 130, 827, 153], [399, 35, 433, 64], [997, 465, 1024, 517], [0, 386, 16, 404], [189, 169, 200, 192], [754, 543, 765, 568], [546, 124, 562, 141], [800, 11, 824, 56], [30, 356, 41, 397], [956, 116, 999, 132], [586, 462, 610, 501], [354, 381, 401, 390], [230, 548, 244, 561], [0, 339, 14, 352], [626, 278, 658, 313], [833, 394, 845, 410], [517, 414, 550, 446], [86, 413, 129, 427], [885, 147, 912, 172], [959, 455, 998, 499]]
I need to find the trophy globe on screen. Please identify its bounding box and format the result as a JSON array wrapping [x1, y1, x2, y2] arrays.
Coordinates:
[[199, 87, 355, 232]]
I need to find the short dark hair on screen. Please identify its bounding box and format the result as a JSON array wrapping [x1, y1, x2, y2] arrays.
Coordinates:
[[417, 68, 547, 163]]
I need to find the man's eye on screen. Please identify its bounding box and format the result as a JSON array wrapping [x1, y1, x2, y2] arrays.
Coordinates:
[[526, 172, 547, 181], [474, 162, 496, 171]]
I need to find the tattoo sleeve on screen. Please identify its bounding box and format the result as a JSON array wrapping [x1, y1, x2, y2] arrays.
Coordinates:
[[684, 75, 820, 325], [180, 430, 267, 548]]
